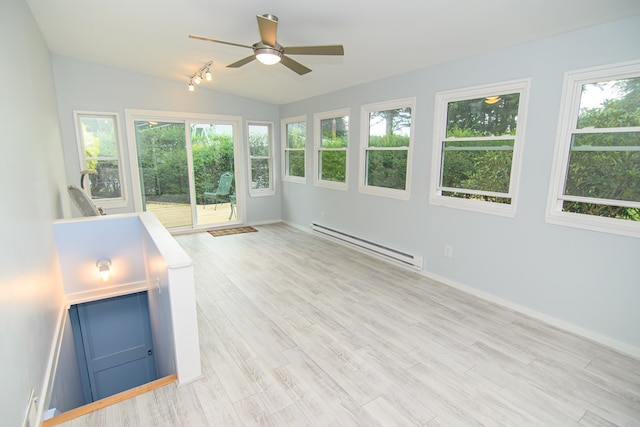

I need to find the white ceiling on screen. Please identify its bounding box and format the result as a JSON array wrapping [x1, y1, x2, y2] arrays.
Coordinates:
[[27, 0, 640, 105]]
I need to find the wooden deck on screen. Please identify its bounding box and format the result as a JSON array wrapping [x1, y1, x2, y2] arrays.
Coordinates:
[[145, 201, 236, 229]]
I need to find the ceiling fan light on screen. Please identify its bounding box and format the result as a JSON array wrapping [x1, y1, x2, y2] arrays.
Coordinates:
[[255, 48, 282, 65]]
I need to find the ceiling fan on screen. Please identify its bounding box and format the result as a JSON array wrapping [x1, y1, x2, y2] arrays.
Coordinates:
[[189, 14, 344, 75]]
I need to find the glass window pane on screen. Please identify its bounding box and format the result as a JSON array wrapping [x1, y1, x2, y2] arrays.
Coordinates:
[[88, 159, 121, 198], [286, 150, 305, 177], [81, 116, 118, 158], [366, 150, 407, 189], [249, 124, 270, 156], [190, 123, 235, 219], [564, 133, 640, 201], [321, 116, 348, 148], [446, 93, 520, 137], [368, 108, 411, 147], [287, 122, 306, 148], [251, 158, 270, 189], [577, 77, 640, 129], [441, 140, 514, 193], [320, 151, 346, 182], [135, 121, 191, 225]]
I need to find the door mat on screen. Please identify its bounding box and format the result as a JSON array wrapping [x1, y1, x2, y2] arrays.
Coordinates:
[[208, 226, 258, 237]]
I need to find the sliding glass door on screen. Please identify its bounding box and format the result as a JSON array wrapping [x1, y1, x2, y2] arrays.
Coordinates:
[[190, 122, 236, 226], [135, 121, 192, 228], [127, 111, 242, 230]]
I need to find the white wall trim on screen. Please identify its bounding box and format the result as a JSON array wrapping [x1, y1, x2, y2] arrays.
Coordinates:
[[65, 281, 148, 306], [37, 305, 67, 426]]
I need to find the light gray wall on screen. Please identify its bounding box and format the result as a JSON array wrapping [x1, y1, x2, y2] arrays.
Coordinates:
[[0, 0, 69, 425], [280, 16, 640, 352], [52, 55, 282, 224], [54, 216, 146, 293]]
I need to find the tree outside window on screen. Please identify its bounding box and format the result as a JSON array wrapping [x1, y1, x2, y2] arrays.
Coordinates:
[[282, 117, 306, 182], [430, 80, 530, 216], [315, 109, 349, 190], [360, 98, 414, 199], [547, 61, 640, 237], [248, 122, 274, 195]]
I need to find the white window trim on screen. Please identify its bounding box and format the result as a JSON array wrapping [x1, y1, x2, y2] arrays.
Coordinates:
[[247, 121, 275, 197], [74, 111, 127, 209], [429, 78, 531, 217], [546, 60, 640, 238], [359, 97, 415, 200], [314, 108, 350, 191], [281, 115, 307, 184]]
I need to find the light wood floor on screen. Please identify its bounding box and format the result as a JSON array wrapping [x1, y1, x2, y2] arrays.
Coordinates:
[[59, 223, 640, 426]]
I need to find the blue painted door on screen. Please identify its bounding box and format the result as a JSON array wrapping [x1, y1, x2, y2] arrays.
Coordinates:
[[73, 291, 158, 401]]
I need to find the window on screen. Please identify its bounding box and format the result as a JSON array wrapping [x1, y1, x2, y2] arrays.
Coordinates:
[[282, 115, 306, 183], [248, 122, 274, 196], [430, 79, 530, 216], [314, 109, 349, 190], [360, 98, 415, 199], [547, 61, 640, 237], [74, 112, 125, 206]]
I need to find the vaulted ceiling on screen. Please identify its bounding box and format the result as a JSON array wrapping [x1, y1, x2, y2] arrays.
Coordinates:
[[27, 0, 640, 105]]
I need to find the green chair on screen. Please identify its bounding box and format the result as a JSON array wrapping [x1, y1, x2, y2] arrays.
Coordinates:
[[203, 172, 233, 209]]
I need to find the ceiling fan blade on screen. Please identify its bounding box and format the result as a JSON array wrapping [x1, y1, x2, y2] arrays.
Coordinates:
[[227, 55, 256, 68], [257, 14, 278, 46], [280, 55, 312, 75], [283, 45, 344, 56], [188, 34, 253, 50]]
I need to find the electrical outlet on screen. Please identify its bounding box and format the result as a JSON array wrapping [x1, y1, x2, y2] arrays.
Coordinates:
[[444, 244, 453, 258]]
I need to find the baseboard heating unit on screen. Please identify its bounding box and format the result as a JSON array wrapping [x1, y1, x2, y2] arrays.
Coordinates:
[[311, 223, 423, 270]]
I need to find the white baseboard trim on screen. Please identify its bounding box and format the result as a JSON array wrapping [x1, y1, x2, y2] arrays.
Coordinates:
[[35, 304, 67, 426], [419, 270, 640, 360]]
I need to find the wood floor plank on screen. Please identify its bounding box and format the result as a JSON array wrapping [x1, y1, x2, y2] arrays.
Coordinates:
[[56, 223, 640, 426]]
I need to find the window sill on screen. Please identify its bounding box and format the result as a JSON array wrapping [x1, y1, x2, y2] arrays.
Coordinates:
[[546, 211, 640, 238], [429, 195, 516, 217], [249, 189, 275, 198], [314, 180, 348, 191], [359, 185, 410, 200], [92, 197, 128, 209], [282, 176, 306, 184]]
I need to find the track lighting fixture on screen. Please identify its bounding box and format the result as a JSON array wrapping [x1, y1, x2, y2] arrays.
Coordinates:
[[187, 60, 213, 92]]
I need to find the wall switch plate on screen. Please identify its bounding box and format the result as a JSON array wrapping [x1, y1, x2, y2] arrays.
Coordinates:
[[444, 244, 453, 258]]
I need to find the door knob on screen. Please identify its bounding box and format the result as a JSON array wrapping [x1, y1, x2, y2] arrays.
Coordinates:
[[147, 349, 153, 356]]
